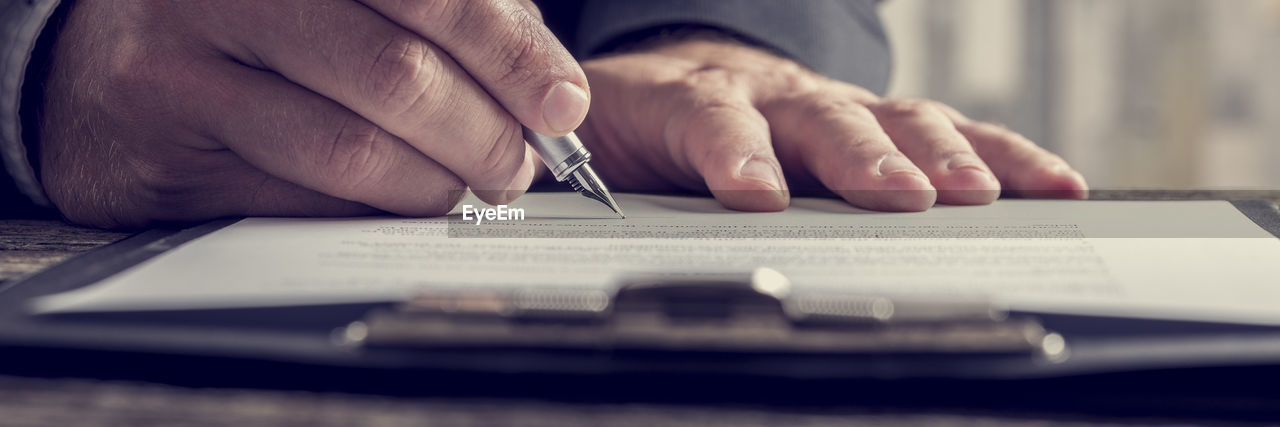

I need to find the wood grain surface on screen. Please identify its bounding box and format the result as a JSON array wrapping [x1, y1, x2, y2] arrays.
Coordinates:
[[0, 220, 129, 284], [3, 192, 1279, 426]]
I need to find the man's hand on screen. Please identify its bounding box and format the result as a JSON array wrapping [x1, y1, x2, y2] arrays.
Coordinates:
[[39, 0, 590, 227], [576, 38, 1088, 211]]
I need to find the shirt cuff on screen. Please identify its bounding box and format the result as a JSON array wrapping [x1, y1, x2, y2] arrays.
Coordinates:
[[575, 0, 891, 94], [0, 0, 61, 207]]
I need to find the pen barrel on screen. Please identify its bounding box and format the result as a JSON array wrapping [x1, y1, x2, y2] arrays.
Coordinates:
[[523, 128, 591, 182]]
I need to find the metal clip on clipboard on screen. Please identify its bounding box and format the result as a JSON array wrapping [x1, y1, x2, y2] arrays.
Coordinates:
[[341, 268, 1068, 361]]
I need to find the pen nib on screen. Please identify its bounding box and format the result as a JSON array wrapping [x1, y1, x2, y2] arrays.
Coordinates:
[[566, 164, 625, 218]]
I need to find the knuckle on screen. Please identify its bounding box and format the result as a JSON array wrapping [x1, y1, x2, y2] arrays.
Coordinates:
[[800, 95, 873, 123], [662, 77, 700, 97], [692, 96, 753, 118], [105, 41, 169, 102], [689, 66, 740, 90], [128, 152, 214, 219], [412, 0, 557, 92], [878, 98, 945, 120], [683, 83, 753, 116], [131, 157, 185, 201], [665, 66, 733, 96], [325, 119, 393, 197], [397, 0, 460, 26], [764, 61, 816, 93], [490, 13, 549, 89], [366, 36, 442, 117]]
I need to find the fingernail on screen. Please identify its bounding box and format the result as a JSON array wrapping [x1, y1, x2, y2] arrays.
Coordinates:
[[945, 154, 985, 171], [947, 154, 997, 182], [542, 81, 590, 134], [877, 154, 922, 177], [739, 157, 782, 191]]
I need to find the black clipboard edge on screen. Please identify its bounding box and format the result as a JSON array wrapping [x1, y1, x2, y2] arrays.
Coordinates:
[[0, 219, 239, 304], [1231, 200, 1280, 238], [2, 202, 1280, 383]]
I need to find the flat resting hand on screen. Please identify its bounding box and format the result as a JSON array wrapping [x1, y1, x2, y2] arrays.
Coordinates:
[[575, 37, 1088, 212]]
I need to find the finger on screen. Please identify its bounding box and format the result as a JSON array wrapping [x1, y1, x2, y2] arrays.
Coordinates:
[[667, 95, 789, 211], [927, 103, 1087, 199], [198, 0, 536, 204], [762, 94, 937, 212], [869, 99, 1000, 205], [357, 0, 590, 135], [958, 122, 1088, 199], [185, 60, 472, 217]]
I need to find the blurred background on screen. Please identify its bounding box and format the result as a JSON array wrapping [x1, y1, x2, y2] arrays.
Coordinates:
[[881, 0, 1280, 189]]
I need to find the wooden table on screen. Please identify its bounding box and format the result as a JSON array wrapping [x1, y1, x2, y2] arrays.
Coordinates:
[[0, 220, 129, 284], [3, 191, 1278, 426]]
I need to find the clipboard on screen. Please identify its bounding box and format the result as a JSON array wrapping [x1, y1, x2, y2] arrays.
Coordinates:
[[2, 200, 1280, 416]]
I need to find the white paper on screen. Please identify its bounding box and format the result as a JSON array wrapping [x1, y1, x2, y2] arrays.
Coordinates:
[[31, 193, 1280, 325]]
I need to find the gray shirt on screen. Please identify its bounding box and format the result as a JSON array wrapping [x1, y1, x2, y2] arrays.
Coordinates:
[[0, 0, 889, 213]]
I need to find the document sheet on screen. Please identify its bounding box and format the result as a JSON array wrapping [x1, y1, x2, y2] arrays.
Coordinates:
[[32, 193, 1280, 325]]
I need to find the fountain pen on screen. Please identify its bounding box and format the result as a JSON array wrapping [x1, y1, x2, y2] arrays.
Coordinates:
[[522, 127, 625, 218]]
